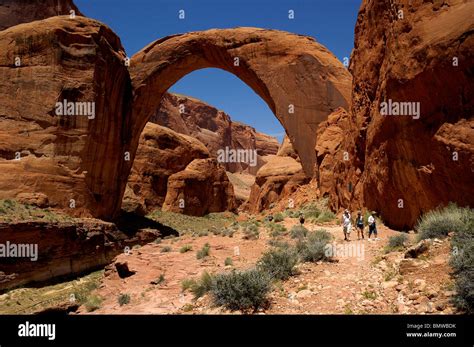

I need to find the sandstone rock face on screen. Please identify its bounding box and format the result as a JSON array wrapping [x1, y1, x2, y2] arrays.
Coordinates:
[[151, 93, 279, 173], [348, 0, 474, 229], [0, 16, 132, 219], [277, 135, 298, 160], [314, 107, 362, 212], [0, 0, 82, 31], [0, 219, 160, 291], [162, 158, 236, 216], [123, 123, 209, 214], [246, 155, 309, 213], [130, 27, 352, 178]]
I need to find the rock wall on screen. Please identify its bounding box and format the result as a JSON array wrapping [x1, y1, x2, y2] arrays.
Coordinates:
[[0, 219, 160, 291], [0, 0, 82, 31], [347, 0, 474, 229], [0, 16, 132, 219]]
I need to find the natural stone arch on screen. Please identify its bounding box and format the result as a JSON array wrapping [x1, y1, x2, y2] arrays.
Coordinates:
[[129, 27, 352, 179]]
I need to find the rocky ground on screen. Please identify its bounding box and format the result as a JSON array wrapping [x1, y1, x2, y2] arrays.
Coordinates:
[[65, 214, 455, 315]]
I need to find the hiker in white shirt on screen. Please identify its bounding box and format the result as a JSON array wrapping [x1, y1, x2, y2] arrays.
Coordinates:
[[342, 209, 352, 241], [367, 211, 379, 241]]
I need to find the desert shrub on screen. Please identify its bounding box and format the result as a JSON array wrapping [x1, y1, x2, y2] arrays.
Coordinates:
[[196, 243, 211, 259], [84, 295, 103, 312], [181, 278, 196, 292], [257, 247, 298, 281], [385, 234, 408, 252], [118, 293, 130, 306], [160, 246, 172, 253], [416, 203, 470, 240], [297, 229, 333, 262], [449, 207, 474, 313], [192, 271, 214, 298], [267, 239, 291, 249], [224, 257, 233, 266], [316, 210, 336, 223], [151, 274, 165, 285], [181, 272, 214, 299], [243, 224, 259, 240], [290, 225, 308, 239], [299, 198, 336, 223], [154, 238, 162, 244], [197, 230, 209, 237], [180, 245, 192, 253], [222, 228, 235, 237], [210, 269, 272, 312], [273, 213, 284, 223], [268, 222, 287, 237], [282, 209, 299, 218]]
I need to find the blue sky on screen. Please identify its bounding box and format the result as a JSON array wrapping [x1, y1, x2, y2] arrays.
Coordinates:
[[76, 0, 361, 141]]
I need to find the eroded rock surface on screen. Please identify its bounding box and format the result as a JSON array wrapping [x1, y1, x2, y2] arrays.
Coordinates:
[[123, 123, 209, 214], [347, 0, 474, 229], [152, 93, 279, 173], [163, 158, 236, 216]]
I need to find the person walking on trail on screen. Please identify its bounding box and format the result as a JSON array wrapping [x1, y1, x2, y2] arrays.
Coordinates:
[[342, 209, 352, 241], [367, 211, 379, 241], [355, 210, 364, 240]]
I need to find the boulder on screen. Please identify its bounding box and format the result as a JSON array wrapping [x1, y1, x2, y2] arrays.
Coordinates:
[[245, 156, 310, 213], [404, 240, 431, 259], [162, 158, 236, 216], [123, 123, 209, 214]]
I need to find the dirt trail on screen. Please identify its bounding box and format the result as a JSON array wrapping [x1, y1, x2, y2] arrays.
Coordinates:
[[82, 218, 415, 314]]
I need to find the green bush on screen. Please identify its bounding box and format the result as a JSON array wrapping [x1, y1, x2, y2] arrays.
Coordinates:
[[273, 213, 284, 223], [180, 245, 192, 253], [196, 243, 211, 259], [222, 228, 235, 237], [297, 229, 333, 262], [224, 257, 233, 266], [257, 247, 298, 281], [210, 269, 272, 312], [243, 225, 259, 240], [118, 293, 130, 306], [448, 207, 474, 313], [268, 222, 287, 237], [386, 234, 408, 252], [151, 274, 165, 285], [180, 271, 214, 299], [267, 239, 291, 249], [290, 225, 308, 239], [84, 295, 103, 312], [416, 203, 469, 240]]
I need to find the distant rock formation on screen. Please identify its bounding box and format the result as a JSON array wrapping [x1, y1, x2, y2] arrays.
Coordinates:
[[151, 93, 279, 173], [123, 123, 210, 214], [245, 140, 309, 213], [162, 158, 236, 216]]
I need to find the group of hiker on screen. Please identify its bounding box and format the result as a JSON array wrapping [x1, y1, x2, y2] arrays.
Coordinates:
[[341, 209, 378, 241]]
